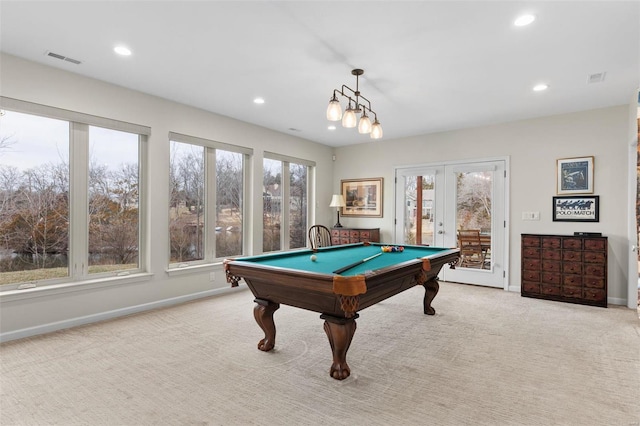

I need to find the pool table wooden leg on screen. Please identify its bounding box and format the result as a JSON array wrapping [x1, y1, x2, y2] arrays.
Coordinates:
[[320, 314, 359, 380], [254, 298, 280, 352], [422, 277, 440, 315]]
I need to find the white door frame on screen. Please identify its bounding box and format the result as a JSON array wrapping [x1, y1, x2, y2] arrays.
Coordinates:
[[394, 156, 510, 290]]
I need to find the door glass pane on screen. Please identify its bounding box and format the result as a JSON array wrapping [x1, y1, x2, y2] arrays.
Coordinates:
[[289, 163, 307, 249], [168, 141, 205, 263], [0, 111, 70, 285], [216, 150, 243, 257], [263, 158, 281, 252], [402, 174, 436, 246], [456, 171, 492, 269], [89, 127, 140, 273]]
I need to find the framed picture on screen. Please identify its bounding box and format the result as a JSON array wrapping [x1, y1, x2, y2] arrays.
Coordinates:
[[341, 177, 383, 217], [552, 195, 599, 222], [556, 156, 594, 195]]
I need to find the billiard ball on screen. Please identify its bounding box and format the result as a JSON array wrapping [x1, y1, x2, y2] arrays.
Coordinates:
[[310, 254, 317, 261]]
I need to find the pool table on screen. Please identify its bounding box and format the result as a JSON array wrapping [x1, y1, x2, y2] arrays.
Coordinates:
[[224, 242, 459, 380]]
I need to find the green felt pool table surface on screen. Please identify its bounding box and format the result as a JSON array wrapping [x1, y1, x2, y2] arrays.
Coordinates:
[[235, 243, 452, 276]]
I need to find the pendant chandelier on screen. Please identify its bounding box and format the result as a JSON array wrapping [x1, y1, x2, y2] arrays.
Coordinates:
[[326, 69, 383, 139]]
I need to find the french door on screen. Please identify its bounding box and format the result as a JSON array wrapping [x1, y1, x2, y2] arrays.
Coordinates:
[[395, 159, 507, 288]]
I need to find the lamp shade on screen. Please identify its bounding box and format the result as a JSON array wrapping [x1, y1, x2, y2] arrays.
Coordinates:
[[326, 98, 342, 121], [370, 119, 383, 139], [329, 194, 346, 208], [358, 113, 372, 134], [342, 107, 357, 128]]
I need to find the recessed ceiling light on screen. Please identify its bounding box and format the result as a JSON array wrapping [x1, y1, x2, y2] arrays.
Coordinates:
[[114, 45, 132, 56], [533, 83, 549, 92], [253, 97, 265, 104], [328, 125, 336, 131], [514, 14, 536, 27]]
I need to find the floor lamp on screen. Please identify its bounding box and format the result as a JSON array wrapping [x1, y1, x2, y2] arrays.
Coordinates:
[[329, 194, 346, 228]]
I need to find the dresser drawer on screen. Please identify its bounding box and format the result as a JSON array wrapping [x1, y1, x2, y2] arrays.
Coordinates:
[[522, 282, 540, 294], [562, 238, 582, 249], [542, 260, 561, 273], [542, 249, 561, 260], [562, 251, 581, 262], [583, 288, 606, 302], [522, 236, 541, 247], [523, 247, 540, 258], [542, 237, 561, 249], [359, 231, 371, 239], [562, 286, 582, 298], [563, 274, 582, 287], [562, 262, 582, 274], [584, 277, 605, 289], [523, 259, 541, 270], [584, 252, 606, 263], [584, 238, 606, 251], [584, 264, 605, 277], [541, 272, 561, 285], [522, 270, 540, 282], [540, 285, 561, 296]]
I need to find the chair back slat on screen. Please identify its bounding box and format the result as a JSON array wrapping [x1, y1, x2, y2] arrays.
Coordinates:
[[309, 225, 332, 249]]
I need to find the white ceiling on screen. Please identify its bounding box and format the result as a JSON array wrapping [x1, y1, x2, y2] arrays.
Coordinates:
[[1, 1, 638, 147]]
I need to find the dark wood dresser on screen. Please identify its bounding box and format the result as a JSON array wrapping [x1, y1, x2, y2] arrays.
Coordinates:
[[521, 234, 607, 307], [331, 227, 380, 245]]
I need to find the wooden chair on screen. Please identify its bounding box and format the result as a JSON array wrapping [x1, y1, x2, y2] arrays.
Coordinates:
[[457, 229, 487, 269], [308, 225, 332, 250]]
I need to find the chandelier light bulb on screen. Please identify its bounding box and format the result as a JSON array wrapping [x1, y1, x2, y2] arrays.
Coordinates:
[[358, 112, 372, 134], [326, 96, 342, 121], [370, 120, 383, 139], [342, 105, 357, 128]]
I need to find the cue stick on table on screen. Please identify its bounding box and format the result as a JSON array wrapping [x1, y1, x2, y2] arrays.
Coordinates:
[[332, 252, 383, 274]]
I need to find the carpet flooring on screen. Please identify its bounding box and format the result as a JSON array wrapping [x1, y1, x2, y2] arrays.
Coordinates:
[[1, 282, 639, 426]]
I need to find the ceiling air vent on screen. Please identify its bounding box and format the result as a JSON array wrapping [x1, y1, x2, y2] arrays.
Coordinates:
[[587, 72, 606, 84], [46, 51, 82, 65]]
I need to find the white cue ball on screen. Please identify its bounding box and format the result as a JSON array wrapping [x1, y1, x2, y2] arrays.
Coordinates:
[[310, 254, 317, 261]]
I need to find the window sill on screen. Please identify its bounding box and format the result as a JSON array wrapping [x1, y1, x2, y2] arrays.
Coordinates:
[[0, 272, 154, 302], [165, 261, 223, 277]]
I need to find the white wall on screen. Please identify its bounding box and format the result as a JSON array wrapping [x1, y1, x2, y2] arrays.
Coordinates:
[[0, 54, 335, 339], [333, 105, 632, 305]]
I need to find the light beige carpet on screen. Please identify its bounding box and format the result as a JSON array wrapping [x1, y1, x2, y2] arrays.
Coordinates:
[[1, 282, 639, 426]]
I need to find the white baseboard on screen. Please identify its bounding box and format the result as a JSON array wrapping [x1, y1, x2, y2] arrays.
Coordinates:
[[0, 285, 247, 343]]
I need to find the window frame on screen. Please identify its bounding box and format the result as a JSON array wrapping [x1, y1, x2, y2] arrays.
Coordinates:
[[167, 132, 252, 270], [263, 152, 314, 252], [0, 97, 150, 291]]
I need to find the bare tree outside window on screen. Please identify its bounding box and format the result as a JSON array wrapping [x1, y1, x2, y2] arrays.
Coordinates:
[[169, 142, 205, 263], [263, 158, 282, 252], [0, 111, 70, 285], [88, 127, 140, 273]]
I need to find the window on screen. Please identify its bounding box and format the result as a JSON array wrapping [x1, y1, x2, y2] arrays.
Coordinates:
[[263, 153, 313, 253], [0, 97, 149, 289], [168, 132, 249, 267], [0, 111, 70, 284], [88, 127, 140, 273]]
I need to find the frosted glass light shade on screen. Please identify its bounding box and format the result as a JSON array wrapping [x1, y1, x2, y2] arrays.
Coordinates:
[[342, 108, 357, 128], [326, 99, 342, 121], [358, 114, 372, 134], [370, 120, 383, 139]]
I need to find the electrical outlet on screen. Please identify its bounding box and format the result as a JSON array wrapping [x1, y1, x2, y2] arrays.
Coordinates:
[[209, 272, 215, 282]]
